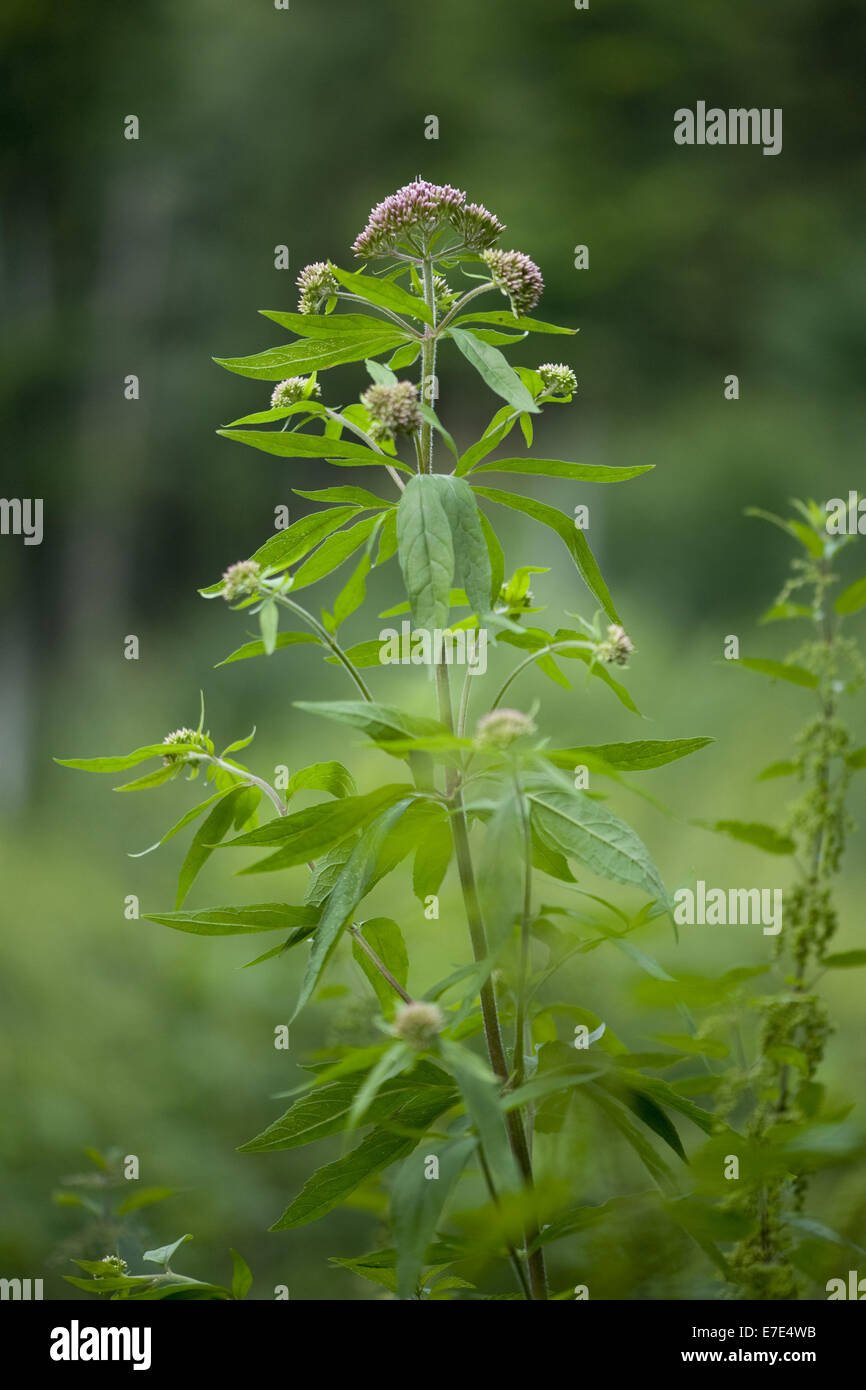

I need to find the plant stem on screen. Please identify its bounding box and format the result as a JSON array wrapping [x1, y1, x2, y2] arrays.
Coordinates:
[[490, 640, 594, 712], [420, 258, 438, 472], [322, 405, 406, 493], [274, 593, 374, 700], [192, 754, 287, 817], [420, 254, 547, 1300], [347, 924, 413, 1004], [511, 765, 533, 1091]]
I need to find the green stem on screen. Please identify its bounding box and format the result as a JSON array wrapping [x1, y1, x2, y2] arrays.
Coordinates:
[[512, 765, 533, 1091], [420, 258, 438, 472], [274, 593, 373, 701]]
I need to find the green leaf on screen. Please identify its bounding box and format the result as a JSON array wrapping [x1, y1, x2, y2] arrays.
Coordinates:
[[430, 475, 493, 620], [229, 1250, 252, 1300], [113, 763, 180, 792], [217, 428, 400, 471], [352, 917, 409, 1018], [287, 760, 357, 801], [248, 506, 363, 575], [449, 327, 540, 414], [347, 1043, 415, 1132], [144, 903, 317, 936], [412, 812, 453, 901], [391, 1136, 475, 1299], [700, 819, 795, 855], [217, 632, 320, 667], [529, 787, 667, 902], [269, 1088, 455, 1230], [259, 599, 278, 655], [581, 1084, 676, 1190], [143, 1234, 193, 1267], [396, 475, 455, 632], [744, 506, 824, 557], [474, 486, 619, 622], [294, 485, 395, 509], [214, 332, 405, 380], [293, 799, 414, 1019], [331, 267, 433, 325], [547, 738, 713, 773], [259, 310, 403, 338], [176, 786, 252, 908], [240, 1062, 451, 1153], [734, 657, 820, 689], [114, 1187, 178, 1217], [290, 514, 382, 591], [756, 760, 798, 781], [293, 699, 450, 752], [439, 1038, 519, 1195], [55, 742, 202, 774], [835, 577, 866, 615], [468, 458, 653, 483], [453, 310, 576, 336], [821, 950, 866, 969], [228, 784, 411, 872], [479, 509, 505, 604]]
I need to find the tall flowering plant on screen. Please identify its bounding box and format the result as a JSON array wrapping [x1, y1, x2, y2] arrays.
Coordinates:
[[59, 180, 719, 1300]]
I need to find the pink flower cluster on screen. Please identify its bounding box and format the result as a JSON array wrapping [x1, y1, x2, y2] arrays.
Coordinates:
[[352, 178, 504, 259]]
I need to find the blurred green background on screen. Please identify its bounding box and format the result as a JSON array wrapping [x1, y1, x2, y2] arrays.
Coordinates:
[[1, 0, 865, 1299]]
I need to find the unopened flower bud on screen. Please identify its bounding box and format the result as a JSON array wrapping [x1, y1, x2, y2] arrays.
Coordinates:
[[538, 362, 577, 396], [221, 559, 262, 601], [100, 1256, 128, 1275], [360, 380, 423, 443], [480, 248, 544, 315], [161, 728, 209, 766], [296, 261, 339, 314], [392, 1000, 444, 1049], [596, 624, 635, 666], [270, 376, 321, 409], [474, 708, 538, 750]]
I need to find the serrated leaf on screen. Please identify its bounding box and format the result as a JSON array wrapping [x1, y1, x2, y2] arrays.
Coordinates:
[[430, 475, 493, 620], [468, 458, 652, 483], [529, 788, 667, 903], [474, 486, 619, 622], [391, 1136, 475, 1299], [449, 327, 539, 414], [269, 1089, 455, 1230], [218, 427, 402, 471], [214, 332, 405, 380], [145, 903, 317, 936], [332, 267, 433, 325], [396, 475, 455, 632], [547, 738, 713, 773]]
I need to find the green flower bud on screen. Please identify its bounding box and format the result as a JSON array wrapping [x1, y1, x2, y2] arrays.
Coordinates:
[[474, 708, 537, 750], [270, 376, 321, 409], [221, 559, 262, 601], [538, 362, 577, 396], [596, 624, 635, 666], [161, 728, 210, 766], [296, 261, 338, 314], [392, 1001, 444, 1049], [360, 380, 423, 444]]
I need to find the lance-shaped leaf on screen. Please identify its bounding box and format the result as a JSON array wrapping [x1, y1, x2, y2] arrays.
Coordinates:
[[449, 327, 540, 414], [269, 1087, 455, 1231], [176, 786, 255, 908], [240, 1061, 451, 1153], [294, 485, 396, 509], [259, 310, 407, 338], [294, 699, 450, 751], [292, 798, 415, 1019], [391, 1136, 476, 1300], [144, 903, 317, 936], [216, 632, 320, 667], [835, 576, 866, 615], [474, 485, 619, 622], [352, 917, 409, 1018], [227, 784, 411, 874], [439, 1038, 520, 1195], [396, 475, 455, 632], [243, 505, 364, 577], [214, 332, 406, 380], [546, 738, 713, 773], [452, 310, 576, 336], [55, 742, 202, 774], [431, 474, 493, 620], [468, 458, 653, 483], [331, 267, 433, 325], [732, 657, 819, 689], [528, 787, 667, 903], [217, 428, 403, 471], [290, 514, 383, 591], [697, 819, 795, 855]]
